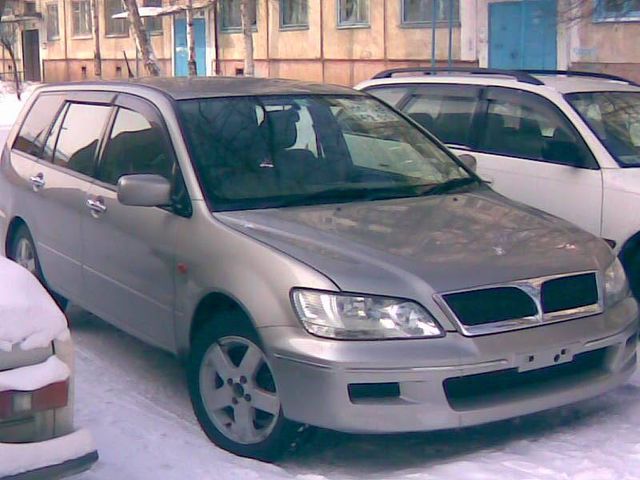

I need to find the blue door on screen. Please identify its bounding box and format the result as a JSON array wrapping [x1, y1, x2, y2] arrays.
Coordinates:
[[174, 16, 206, 76], [489, 0, 557, 70]]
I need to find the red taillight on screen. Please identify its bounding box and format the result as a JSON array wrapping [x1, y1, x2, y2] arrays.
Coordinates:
[[0, 380, 69, 420]]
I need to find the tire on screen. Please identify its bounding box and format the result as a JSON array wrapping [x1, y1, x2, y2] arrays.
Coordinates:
[[621, 247, 640, 301], [187, 317, 309, 461], [9, 224, 68, 311]]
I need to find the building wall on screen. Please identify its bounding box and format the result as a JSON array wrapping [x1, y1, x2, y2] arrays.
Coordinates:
[[215, 0, 470, 86], [569, 16, 640, 83], [36, 0, 173, 82]]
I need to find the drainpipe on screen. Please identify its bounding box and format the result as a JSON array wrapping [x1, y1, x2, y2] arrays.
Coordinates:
[[431, 0, 436, 69]]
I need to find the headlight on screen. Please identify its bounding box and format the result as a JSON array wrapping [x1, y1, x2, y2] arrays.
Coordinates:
[[291, 289, 444, 340], [604, 258, 629, 307]]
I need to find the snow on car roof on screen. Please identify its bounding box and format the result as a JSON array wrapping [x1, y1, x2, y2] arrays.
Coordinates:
[[0, 257, 69, 352]]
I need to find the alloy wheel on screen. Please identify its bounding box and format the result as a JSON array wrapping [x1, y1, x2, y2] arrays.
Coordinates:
[[199, 336, 281, 445]]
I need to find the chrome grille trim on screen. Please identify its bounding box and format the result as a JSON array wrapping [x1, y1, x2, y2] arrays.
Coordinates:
[[434, 271, 603, 336]]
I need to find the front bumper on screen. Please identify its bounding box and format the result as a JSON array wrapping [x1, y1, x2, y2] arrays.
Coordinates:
[[0, 429, 98, 480], [263, 296, 639, 434]]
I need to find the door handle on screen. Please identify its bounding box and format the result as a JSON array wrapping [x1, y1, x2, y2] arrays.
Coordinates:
[[86, 197, 107, 216], [29, 173, 45, 191]]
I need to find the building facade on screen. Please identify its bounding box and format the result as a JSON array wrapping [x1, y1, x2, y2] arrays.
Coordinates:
[[1, 0, 639, 86]]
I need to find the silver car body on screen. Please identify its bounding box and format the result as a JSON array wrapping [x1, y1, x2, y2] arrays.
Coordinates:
[[0, 78, 637, 435]]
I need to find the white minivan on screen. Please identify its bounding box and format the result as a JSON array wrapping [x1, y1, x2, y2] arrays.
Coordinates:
[[357, 69, 640, 297]]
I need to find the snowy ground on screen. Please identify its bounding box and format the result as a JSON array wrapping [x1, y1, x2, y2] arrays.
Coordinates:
[[66, 306, 640, 480]]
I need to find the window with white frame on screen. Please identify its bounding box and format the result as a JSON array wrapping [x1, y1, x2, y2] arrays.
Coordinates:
[[144, 0, 163, 35], [105, 0, 128, 36], [71, 0, 92, 37], [402, 0, 459, 26], [221, 0, 257, 31], [338, 0, 369, 26], [595, 0, 640, 21], [46, 3, 60, 41], [281, 0, 308, 28]]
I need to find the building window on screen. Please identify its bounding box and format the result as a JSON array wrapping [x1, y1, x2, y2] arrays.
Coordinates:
[[144, 0, 163, 35], [595, 0, 640, 21], [46, 3, 60, 41], [71, 0, 92, 37], [24, 1, 37, 15], [221, 0, 257, 31], [281, 0, 308, 29], [338, 0, 369, 26], [105, 0, 128, 36], [402, 0, 459, 26]]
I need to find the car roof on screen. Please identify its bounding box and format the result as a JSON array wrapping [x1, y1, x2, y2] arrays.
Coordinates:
[[356, 70, 640, 95], [42, 76, 361, 100]]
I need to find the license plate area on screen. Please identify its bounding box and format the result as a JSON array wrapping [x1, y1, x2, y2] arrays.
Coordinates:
[[516, 344, 579, 372]]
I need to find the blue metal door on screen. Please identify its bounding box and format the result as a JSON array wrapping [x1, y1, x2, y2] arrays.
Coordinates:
[[174, 16, 206, 76], [489, 0, 557, 70]]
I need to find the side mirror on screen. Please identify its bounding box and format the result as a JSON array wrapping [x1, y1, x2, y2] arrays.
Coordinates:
[[458, 153, 477, 172], [117, 174, 171, 207]]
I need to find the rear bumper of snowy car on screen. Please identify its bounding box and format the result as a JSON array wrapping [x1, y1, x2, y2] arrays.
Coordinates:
[[264, 296, 639, 434], [0, 429, 98, 480]]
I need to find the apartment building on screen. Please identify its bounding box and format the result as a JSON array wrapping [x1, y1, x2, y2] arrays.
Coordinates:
[[1, 0, 639, 86]]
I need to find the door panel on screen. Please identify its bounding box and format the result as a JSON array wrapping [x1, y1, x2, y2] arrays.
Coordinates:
[[82, 183, 179, 349], [469, 87, 603, 236], [21, 30, 41, 82], [489, 0, 557, 70], [29, 101, 113, 299], [81, 96, 183, 350]]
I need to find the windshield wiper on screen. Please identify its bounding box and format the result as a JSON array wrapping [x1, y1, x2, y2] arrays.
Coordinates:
[[419, 177, 480, 196]]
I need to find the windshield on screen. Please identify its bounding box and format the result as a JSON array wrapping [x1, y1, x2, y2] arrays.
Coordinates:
[[177, 95, 475, 210], [566, 91, 640, 167]]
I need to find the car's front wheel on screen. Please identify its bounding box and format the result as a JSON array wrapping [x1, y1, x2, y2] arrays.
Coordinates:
[[187, 319, 307, 461]]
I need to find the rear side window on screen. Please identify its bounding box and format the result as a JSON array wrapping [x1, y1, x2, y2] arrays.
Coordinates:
[[13, 94, 64, 157], [98, 107, 173, 185], [479, 88, 596, 168], [403, 86, 480, 147], [51, 103, 112, 176], [365, 86, 410, 107]]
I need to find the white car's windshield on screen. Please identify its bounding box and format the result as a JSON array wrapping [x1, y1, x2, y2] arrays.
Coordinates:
[[178, 95, 476, 211], [566, 91, 640, 167]]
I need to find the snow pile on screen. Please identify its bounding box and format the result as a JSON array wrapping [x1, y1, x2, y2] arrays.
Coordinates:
[[0, 355, 70, 392], [0, 257, 69, 352], [0, 81, 38, 128], [0, 429, 96, 478]]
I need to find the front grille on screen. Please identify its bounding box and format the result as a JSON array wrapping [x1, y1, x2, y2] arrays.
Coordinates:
[[541, 272, 598, 313], [443, 348, 608, 411], [443, 287, 537, 326], [437, 271, 602, 335]]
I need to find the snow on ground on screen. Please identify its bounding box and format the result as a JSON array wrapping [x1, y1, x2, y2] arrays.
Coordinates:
[[67, 306, 640, 480], [0, 81, 37, 128]]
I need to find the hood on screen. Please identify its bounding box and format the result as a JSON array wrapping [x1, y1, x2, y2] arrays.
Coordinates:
[[215, 189, 613, 298]]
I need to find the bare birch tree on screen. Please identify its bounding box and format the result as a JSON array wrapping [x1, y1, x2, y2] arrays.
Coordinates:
[[122, 0, 161, 76], [186, 0, 197, 76], [240, 0, 254, 76], [90, 0, 102, 77]]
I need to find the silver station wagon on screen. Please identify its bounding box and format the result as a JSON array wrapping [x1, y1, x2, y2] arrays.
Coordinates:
[[0, 78, 637, 461]]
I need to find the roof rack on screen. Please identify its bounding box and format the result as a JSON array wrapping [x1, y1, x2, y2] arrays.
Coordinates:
[[371, 67, 544, 85], [521, 69, 640, 87]]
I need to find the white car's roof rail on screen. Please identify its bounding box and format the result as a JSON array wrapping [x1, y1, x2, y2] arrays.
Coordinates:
[[521, 69, 640, 87], [371, 67, 544, 85]]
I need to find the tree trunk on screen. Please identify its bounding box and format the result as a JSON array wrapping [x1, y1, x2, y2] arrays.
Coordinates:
[[212, 0, 221, 75], [240, 0, 254, 76], [122, 0, 161, 76], [186, 0, 197, 76], [0, 37, 20, 100], [90, 0, 102, 77]]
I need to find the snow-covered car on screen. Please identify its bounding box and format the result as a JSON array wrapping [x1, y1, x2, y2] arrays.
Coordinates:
[[0, 257, 97, 479], [0, 78, 637, 462], [356, 68, 640, 298]]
